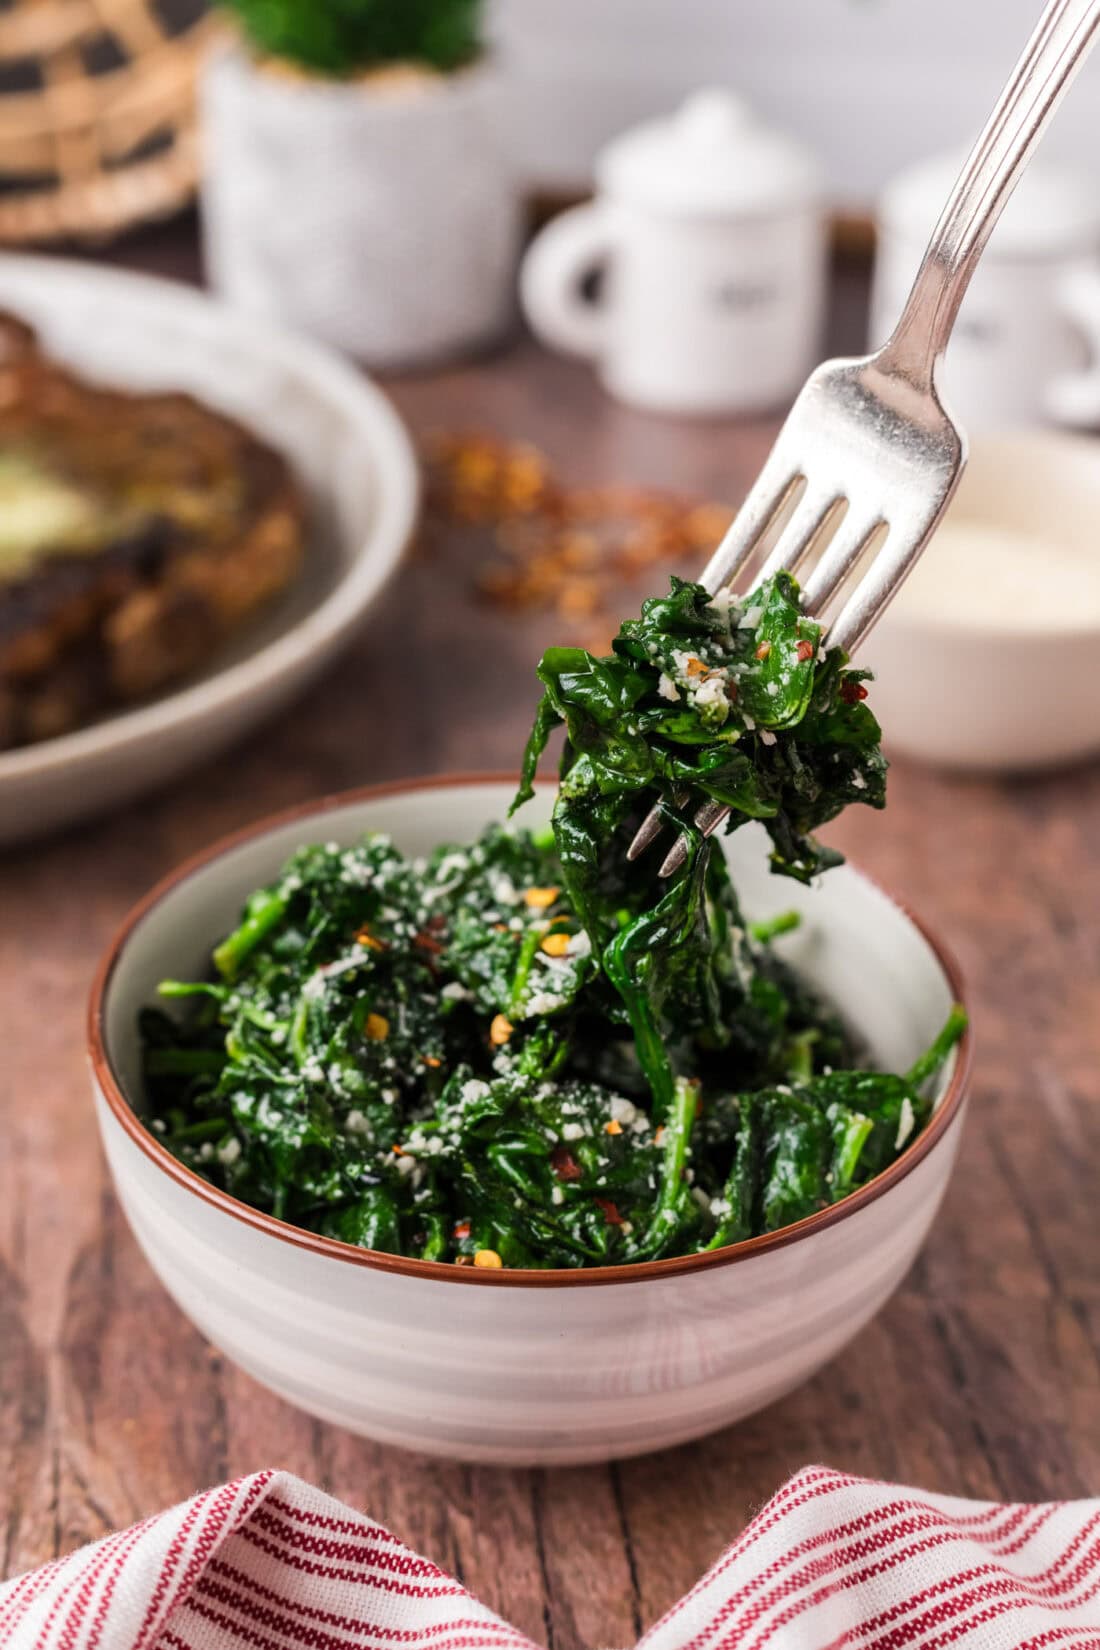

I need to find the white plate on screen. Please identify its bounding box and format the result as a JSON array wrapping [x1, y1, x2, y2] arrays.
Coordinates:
[[0, 255, 418, 845]]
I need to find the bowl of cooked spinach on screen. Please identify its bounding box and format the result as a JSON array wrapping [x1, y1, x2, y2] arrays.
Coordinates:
[[89, 572, 970, 1463]]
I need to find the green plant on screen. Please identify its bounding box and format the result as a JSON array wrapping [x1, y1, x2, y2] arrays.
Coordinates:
[[222, 0, 484, 76]]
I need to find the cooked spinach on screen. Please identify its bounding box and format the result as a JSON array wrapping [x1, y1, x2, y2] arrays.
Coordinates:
[[142, 572, 965, 1268]]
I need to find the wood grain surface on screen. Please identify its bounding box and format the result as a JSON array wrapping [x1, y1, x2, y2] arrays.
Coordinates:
[[1, 221, 1098, 1642]]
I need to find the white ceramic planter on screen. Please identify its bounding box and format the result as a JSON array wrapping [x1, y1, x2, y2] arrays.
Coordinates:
[[200, 46, 520, 367], [90, 779, 970, 1465]]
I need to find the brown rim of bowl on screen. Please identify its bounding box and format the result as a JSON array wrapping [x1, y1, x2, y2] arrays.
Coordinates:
[[88, 772, 972, 1290]]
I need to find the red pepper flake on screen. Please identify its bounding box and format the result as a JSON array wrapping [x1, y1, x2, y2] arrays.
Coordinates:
[[453, 1220, 471, 1240], [550, 1144, 582, 1182], [423, 1055, 442, 1068], [796, 639, 815, 663], [754, 640, 771, 660], [414, 931, 444, 955], [594, 1196, 625, 1226], [840, 679, 869, 704]]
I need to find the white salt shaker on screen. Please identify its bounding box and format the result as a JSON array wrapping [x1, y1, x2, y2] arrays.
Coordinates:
[[871, 152, 1100, 432], [519, 90, 826, 416]]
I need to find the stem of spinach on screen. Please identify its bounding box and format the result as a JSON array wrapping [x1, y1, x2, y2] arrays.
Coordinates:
[[631, 1075, 698, 1256], [509, 927, 544, 1018], [214, 888, 289, 981], [907, 1003, 968, 1091]]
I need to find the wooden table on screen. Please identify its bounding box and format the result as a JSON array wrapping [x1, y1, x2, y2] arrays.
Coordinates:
[[2, 220, 1099, 1642]]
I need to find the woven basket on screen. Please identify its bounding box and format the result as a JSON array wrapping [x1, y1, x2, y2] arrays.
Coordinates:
[[0, 0, 219, 244]]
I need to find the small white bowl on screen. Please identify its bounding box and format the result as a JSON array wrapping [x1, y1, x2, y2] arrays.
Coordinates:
[[0, 256, 418, 845], [858, 433, 1100, 772], [89, 778, 970, 1466]]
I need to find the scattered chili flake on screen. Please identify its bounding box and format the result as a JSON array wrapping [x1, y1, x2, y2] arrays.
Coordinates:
[[473, 1248, 503, 1269], [796, 639, 815, 662], [423, 1055, 442, 1068], [365, 1013, 389, 1041], [414, 931, 444, 955], [355, 925, 386, 950], [682, 502, 736, 546], [840, 680, 869, 704], [489, 1013, 513, 1046], [558, 531, 600, 569], [604, 1118, 623, 1136], [422, 430, 736, 644], [594, 1197, 626, 1226], [755, 641, 772, 661], [524, 886, 560, 909], [654, 1126, 666, 1145], [550, 1144, 582, 1181], [684, 655, 707, 677], [540, 931, 571, 957], [558, 579, 601, 619], [453, 1220, 471, 1240]]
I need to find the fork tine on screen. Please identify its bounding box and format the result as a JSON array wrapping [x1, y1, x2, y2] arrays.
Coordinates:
[[657, 513, 924, 874], [753, 490, 846, 586], [626, 799, 677, 861], [699, 454, 801, 595], [633, 491, 839, 870], [801, 512, 886, 612], [657, 799, 730, 879], [826, 519, 937, 656]]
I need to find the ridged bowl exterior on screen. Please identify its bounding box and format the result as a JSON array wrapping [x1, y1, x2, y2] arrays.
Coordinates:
[[90, 780, 970, 1465]]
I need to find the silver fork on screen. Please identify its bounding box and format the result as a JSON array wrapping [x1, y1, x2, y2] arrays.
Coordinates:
[[630, 0, 1100, 878]]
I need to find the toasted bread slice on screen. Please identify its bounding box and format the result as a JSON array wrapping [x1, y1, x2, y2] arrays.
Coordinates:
[[0, 313, 305, 749]]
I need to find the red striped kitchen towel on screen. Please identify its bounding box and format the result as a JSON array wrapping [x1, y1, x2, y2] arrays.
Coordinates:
[[1, 1465, 1098, 1650]]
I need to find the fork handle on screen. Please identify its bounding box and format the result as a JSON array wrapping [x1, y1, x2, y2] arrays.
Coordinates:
[[883, 0, 1100, 390]]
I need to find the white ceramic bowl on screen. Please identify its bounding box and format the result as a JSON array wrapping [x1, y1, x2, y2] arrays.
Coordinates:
[[0, 256, 418, 845], [89, 778, 971, 1466], [858, 433, 1100, 772]]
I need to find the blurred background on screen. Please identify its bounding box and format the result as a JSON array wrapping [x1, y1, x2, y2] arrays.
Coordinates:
[[5, 0, 1100, 222], [3, 0, 1100, 814], [493, 0, 1100, 202]]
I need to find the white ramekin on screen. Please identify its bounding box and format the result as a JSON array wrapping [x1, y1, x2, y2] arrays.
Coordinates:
[[858, 433, 1100, 772]]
